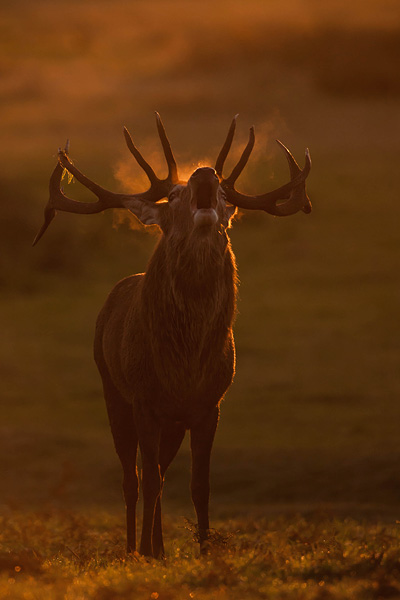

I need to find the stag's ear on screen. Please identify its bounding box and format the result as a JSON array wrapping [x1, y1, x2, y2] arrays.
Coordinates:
[[126, 199, 167, 226], [223, 204, 238, 228]]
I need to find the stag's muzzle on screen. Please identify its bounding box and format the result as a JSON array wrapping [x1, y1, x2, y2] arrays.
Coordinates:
[[189, 167, 219, 227]]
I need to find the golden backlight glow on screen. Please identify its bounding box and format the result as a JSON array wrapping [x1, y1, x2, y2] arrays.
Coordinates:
[[2, 0, 399, 173]]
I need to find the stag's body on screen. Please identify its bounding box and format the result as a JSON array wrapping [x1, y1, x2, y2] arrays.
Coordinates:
[[34, 114, 311, 558], [94, 177, 237, 556], [96, 232, 236, 424]]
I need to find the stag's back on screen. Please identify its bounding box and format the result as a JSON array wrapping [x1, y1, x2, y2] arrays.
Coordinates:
[[94, 273, 144, 402]]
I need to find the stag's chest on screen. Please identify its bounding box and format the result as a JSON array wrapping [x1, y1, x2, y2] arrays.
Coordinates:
[[122, 247, 237, 418], [124, 291, 236, 423]]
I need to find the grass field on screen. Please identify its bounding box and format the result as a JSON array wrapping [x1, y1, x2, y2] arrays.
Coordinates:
[[3, 511, 400, 599], [2, 0, 400, 597]]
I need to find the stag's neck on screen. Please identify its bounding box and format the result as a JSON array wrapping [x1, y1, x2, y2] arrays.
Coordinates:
[[173, 232, 234, 300], [156, 229, 234, 299], [142, 229, 237, 351]]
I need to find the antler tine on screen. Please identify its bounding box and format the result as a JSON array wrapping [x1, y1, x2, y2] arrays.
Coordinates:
[[123, 127, 158, 184], [215, 114, 239, 178], [33, 142, 77, 246], [276, 141, 311, 214], [223, 126, 255, 186], [34, 139, 121, 245], [32, 160, 61, 246], [276, 139, 311, 180], [155, 112, 179, 184], [222, 141, 312, 216], [57, 150, 120, 201]]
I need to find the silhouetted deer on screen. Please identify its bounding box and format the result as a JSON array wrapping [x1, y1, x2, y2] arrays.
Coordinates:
[[33, 114, 311, 557]]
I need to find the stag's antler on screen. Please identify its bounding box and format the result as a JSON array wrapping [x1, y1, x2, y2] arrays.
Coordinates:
[[33, 113, 179, 245], [216, 117, 312, 216]]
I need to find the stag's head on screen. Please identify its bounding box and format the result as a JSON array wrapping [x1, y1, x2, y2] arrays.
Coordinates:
[[159, 166, 236, 238], [33, 114, 311, 246]]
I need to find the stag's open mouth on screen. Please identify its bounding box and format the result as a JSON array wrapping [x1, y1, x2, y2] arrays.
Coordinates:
[[193, 208, 218, 227]]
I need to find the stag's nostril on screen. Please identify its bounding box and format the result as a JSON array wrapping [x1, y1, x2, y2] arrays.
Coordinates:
[[191, 167, 217, 180]]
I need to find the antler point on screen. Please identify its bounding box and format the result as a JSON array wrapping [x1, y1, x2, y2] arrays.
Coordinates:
[[276, 139, 290, 153]]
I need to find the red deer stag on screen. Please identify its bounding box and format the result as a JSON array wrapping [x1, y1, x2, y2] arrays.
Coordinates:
[[33, 114, 311, 558]]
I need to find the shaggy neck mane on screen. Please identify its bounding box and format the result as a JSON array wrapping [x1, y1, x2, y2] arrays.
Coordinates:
[[141, 227, 237, 388], [170, 229, 230, 299]]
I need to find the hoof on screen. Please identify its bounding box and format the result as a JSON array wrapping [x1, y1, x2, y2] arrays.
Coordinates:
[[200, 539, 212, 555]]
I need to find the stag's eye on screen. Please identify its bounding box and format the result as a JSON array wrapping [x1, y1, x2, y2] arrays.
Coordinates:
[[168, 185, 184, 203]]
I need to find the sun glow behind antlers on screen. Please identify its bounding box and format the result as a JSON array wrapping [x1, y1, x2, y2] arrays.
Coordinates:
[[33, 114, 311, 245]]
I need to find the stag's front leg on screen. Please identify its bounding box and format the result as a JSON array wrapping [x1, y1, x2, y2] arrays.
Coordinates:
[[136, 408, 162, 557], [152, 422, 186, 559], [190, 406, 219, 554]]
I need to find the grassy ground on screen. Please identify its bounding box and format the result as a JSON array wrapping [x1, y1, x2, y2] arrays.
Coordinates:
[[2, 0, 400, 597], [2, 510, 400, 599]]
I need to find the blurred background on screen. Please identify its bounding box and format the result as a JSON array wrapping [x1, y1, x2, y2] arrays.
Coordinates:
[[1, 0, 400, 518]]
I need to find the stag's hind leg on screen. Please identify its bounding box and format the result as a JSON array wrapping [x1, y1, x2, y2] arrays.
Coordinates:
[[190, 406, 219, 554], [102, 378, 139, 554], [152, 422, 186, 558]]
